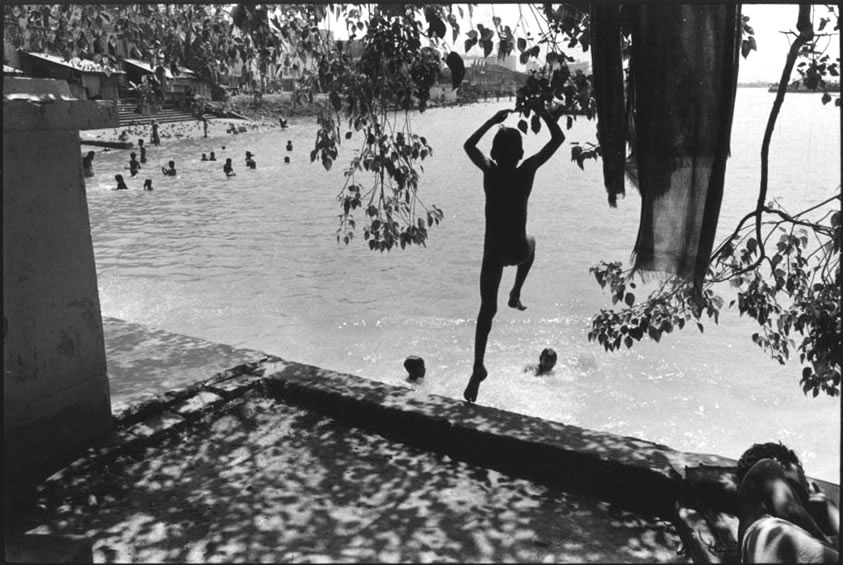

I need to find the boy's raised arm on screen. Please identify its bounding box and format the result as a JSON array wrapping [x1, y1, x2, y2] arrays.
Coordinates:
[[464, 109, 511, 171], [523, 106, 565, 171]]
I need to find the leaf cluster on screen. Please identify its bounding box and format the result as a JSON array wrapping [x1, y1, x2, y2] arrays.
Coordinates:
[[587, 262, 723, 352], [300, 6, 456, 251], [588, 197, 841, 397]]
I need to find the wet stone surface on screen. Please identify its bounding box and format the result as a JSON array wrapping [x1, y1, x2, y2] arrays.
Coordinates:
[[31, 396, 688, 563]]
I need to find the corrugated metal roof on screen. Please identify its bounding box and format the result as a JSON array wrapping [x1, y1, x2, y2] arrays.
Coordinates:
[[123, 58, 183, 79], [24, 52, 125, 75], [123, 59, 199, 80]]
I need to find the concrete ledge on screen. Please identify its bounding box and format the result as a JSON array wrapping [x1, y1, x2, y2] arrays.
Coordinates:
[[700, 508, 740, 563], [264, 361, 688, 516], [171, 391, 225, 420], [5, 533, 93, 563], [3, 99, 117, 131], [674, 505, 728, 564], [124, 410, 189, 442], [79, 139, 133, 149], [260, 360, 839, 523]]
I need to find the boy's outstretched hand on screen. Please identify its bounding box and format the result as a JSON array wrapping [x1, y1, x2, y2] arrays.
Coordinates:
[[490, 109, 512, 124]]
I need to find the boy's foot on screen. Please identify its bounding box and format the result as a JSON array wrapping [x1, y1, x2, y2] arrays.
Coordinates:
[[508, 294, 527, 311], [463, 367, 488, 403]]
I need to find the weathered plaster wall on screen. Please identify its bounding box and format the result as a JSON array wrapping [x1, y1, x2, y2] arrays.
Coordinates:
[[3, 78, 116, 482]]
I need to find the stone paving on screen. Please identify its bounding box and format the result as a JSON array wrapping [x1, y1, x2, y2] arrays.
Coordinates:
[[28, 393, 686, 563]]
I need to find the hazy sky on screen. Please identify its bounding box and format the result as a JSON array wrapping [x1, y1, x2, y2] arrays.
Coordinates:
[[741, 4, 839, 82]]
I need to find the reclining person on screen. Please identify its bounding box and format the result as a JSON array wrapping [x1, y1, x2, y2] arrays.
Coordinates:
[[736, 442, 838, 563]]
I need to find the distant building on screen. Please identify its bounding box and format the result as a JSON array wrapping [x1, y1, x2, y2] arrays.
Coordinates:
[[3, 64, 24, 76], [19, 51, 125, 100], [122, 58, 210, 104], [525, 59, 590, 75], [463, 54, 518, 72]]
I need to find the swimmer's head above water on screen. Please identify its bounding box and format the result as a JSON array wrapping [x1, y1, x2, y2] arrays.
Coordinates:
[[403, 355, 426, 382], [537, 348, 557, 375]]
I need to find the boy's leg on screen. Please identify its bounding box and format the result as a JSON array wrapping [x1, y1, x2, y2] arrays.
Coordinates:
[[465, 256, 503, 403], [509, 236, 536, 310]]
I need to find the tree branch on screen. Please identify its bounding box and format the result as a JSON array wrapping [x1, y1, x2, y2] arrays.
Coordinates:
[[756, 5, 814, 253]]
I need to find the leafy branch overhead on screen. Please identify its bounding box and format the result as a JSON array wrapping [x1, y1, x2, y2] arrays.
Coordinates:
[[296, 3, 593, 252], [586, 5, 841, 397]]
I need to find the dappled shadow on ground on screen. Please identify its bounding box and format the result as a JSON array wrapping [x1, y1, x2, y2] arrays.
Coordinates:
[[103, 317, 271, 414], [32, 396, 686, 563], [268, 363, 725, 515]]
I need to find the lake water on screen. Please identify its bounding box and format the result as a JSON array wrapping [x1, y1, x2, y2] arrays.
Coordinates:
[[84, 88, 840, 481]]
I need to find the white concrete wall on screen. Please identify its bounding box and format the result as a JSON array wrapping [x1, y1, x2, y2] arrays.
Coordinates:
[[3, 78, 115, 482]]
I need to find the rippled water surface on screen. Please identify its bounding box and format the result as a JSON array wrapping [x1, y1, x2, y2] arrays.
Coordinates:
[[86, 89, 840, 481]]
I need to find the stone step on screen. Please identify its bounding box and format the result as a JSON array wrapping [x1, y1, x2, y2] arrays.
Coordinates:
[[117, 108, 200, 128]]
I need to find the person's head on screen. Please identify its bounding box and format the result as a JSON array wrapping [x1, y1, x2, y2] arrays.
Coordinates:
[[210, 151, 216, 157], [490, 127, 523, 166], [87, 151, 95, 159], [143, 179, 152, 188], [403, 355, 426, 381], [736, 442, 803, 484], [168, 160, 175, 168], [202, 153, 207, 158], [538, 348, 557, 374], [115, 174, 125, 185], [130, 152, 137, 159], [736, 441, 808, 500], [284, 156, 290, 163], [246, 151, 253, 158], [138, 139, 144, 146]]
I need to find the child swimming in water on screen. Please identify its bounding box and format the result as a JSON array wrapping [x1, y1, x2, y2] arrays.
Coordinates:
[[114, 174, 128, 190], [161, 160, 176, 176], [82, 151, 95, 178], [223, 158, 236, 177], [524, 348, 558, 376], [245, 151, 256, 169], [403, 356, 426, 383], [462, 106, 564, 404], [128, 152, 141, 177]]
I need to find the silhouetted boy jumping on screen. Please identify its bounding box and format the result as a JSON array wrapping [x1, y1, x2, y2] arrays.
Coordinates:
[[463, 106, 564, 403]]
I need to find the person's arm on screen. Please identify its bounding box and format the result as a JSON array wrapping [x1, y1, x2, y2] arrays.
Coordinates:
[[521, 105, 565, 172], [464, 109, 511, 171], [808, 481, 840, 540]]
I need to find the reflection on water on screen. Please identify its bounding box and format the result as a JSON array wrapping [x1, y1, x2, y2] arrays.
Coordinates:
[[86, 89, 840, 481]]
